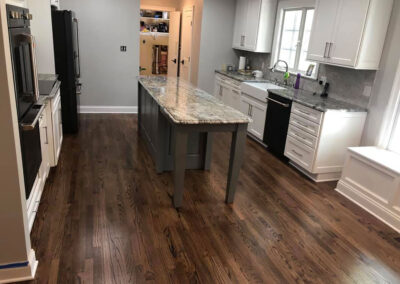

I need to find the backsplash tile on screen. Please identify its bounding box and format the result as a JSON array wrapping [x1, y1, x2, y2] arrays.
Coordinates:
[[234, 51, 376, 108]]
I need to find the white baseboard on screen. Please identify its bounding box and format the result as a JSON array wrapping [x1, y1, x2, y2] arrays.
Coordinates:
[[0, 249, 38, 284], [78, 106, 138, 114], [336, 180, 400, 233]]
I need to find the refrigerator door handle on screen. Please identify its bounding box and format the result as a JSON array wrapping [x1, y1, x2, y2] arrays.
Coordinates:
[[73, 17, 81, 78]]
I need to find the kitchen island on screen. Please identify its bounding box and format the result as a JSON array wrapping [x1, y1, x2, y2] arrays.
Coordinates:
[[137, 76, 250, 208]]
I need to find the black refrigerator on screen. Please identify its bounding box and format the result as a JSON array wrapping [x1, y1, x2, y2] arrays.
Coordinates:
[[51, 8, 81, 134]]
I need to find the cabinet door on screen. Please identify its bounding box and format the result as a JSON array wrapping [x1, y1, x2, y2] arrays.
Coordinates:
[[233, 0, 247, 48], [221, 83, 231, 106], [244, 0, 262, 50], [39, 112, 50, 183], [307, 0, 339, 62], [231, 88, 242, 110], [328, 0, 369, 67], [248, 101, 267, 140]]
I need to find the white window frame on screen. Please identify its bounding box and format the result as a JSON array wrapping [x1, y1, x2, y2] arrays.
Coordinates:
[[270, 0, 319, 80], [379, 60, 400, 153]]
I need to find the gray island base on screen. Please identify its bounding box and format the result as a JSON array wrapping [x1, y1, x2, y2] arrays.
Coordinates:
[[137, 76, 250, 208]]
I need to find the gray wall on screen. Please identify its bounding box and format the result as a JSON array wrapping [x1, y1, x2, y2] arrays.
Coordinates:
[[197, 0, 237, 94], [61, 0, 140, 108], [361, 0, 400, 146]]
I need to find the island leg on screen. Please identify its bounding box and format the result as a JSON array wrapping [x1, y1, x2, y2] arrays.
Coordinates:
[[225, 124, 247, 204], [173, 127, 188, 208]]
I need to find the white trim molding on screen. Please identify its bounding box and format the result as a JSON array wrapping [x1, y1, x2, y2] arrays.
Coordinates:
[[0, 249, 38, 284], [336, 147, 400, 233], [78, 106, 138, 114]]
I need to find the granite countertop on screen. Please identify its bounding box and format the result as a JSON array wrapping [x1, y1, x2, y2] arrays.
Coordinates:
[[215, 70, 268, 83], [267, 88, 368, 113], [138, 76, 251, 125]]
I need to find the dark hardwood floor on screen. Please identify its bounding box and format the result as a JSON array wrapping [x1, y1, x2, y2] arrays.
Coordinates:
[[24, 114, 400, 284]]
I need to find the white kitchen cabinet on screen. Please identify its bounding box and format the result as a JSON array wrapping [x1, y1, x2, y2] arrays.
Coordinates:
[[232, 0, 277, 53], [45, 89, 63, 167], [284, 102, 367, 182], [39, 105, 50, 184], [214, 74, 242, 110], [240, 93, 267, 140], [307, 0, 393, 69]]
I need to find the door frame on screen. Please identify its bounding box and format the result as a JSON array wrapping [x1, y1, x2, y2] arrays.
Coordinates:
[[179, 6, 194, 81]]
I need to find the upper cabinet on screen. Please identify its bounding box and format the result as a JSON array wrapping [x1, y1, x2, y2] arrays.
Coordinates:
[[233, 0, 277, 53], [307, 0, 393, 70]]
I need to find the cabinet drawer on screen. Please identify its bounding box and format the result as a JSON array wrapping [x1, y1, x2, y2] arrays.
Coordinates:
[[290, 114, 321, 137], [285, 136, 315, 172], [216, 74, 241, 88], [288, 124, 318, 149], [292, 103, 323, 125]]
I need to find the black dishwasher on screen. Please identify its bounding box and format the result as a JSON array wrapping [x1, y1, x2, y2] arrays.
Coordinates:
[[263, 93, 292, 158]]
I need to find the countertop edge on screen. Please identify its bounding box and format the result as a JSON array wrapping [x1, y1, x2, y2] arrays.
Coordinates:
[[137, 78, 251, 125]]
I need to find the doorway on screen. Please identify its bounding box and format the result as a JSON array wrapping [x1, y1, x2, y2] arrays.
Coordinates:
[[139, 3, 194, 80]]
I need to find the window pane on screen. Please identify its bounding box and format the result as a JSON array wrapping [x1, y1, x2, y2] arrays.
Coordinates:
[[298, 9, 316, 75], [278, 10, 302, 69], [389, 111, 400, 154]]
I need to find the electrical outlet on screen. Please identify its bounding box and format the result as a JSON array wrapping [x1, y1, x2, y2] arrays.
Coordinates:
[[363, 85, 372, 97], [319, 76, 327, 85], [120, 46, 127, 52]]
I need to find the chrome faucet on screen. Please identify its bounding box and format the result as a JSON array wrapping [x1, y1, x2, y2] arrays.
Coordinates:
[[270, 60, 289, 86]]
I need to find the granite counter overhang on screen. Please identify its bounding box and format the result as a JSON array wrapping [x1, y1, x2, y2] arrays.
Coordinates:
[[267, 88, 368, 113], [138, 76, 251, 125]]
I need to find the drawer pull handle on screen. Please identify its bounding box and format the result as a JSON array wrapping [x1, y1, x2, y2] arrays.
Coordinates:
[[292, 150, 303, 157], [295, 121, 309, 129], [297, 109, 312, 116], [293, 132, 308, 142]]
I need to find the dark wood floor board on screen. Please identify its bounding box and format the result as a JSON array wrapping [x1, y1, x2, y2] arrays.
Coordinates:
[[22, 114, 400, 284]]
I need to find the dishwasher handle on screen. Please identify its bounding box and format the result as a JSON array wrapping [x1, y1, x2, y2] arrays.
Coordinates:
[[266, 97, 290, 108]]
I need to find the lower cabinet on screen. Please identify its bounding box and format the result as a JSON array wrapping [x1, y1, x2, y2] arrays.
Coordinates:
[[46, 89, 63, 167], [284, 102, 367, 182], [214, 74, 242, 110], [240, 94, 267, 140], [27, 88, 63, 232]]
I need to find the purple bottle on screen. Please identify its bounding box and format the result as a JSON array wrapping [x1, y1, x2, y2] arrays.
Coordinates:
[[294, 73, 301, 89]]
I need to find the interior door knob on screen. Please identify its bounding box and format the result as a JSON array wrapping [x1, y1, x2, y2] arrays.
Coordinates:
[[172, 59, 177, 64], [181, 59, 185, 65]]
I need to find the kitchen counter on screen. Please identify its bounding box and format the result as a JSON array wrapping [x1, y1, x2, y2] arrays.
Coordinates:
[[215, 70, 268, 82], [138, 76, 249, 208], [267, 88, 368, 113], [138, 76, 251, 124]]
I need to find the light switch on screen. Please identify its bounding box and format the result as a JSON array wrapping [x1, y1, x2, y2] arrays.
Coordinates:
[[120, 46, 127, 52]]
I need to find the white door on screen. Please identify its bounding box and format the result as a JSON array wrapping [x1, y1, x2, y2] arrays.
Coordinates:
[[328, 0, 369, 67], [180, 8, 193, 81], [244, 0, 261, 50], [168, 12, 181, 77], [232, 0, 247, 48], [307, 0, 339, 62]]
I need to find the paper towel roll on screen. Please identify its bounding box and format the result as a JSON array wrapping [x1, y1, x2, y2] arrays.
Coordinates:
[[239, 56, 246, 70]]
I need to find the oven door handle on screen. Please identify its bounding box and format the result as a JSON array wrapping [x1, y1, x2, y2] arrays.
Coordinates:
[[17, 34, 40, 102], [266, 97, 290, 108], [20, 104, 45, 131]]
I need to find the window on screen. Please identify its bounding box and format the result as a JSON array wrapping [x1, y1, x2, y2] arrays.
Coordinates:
[[272, 5, 317, 78]]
